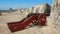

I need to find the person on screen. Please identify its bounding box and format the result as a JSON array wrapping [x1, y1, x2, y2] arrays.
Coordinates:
[[38, 14, 46, 27]]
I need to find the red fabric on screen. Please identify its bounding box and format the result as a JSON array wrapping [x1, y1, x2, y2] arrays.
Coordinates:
[[7, 13, 46, 32]]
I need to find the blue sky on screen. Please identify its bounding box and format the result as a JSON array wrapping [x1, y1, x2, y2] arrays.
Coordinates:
[[0, 0, 52, 10]]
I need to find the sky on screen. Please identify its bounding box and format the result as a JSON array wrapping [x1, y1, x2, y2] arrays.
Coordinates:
[[0, 0, 52, 10]]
